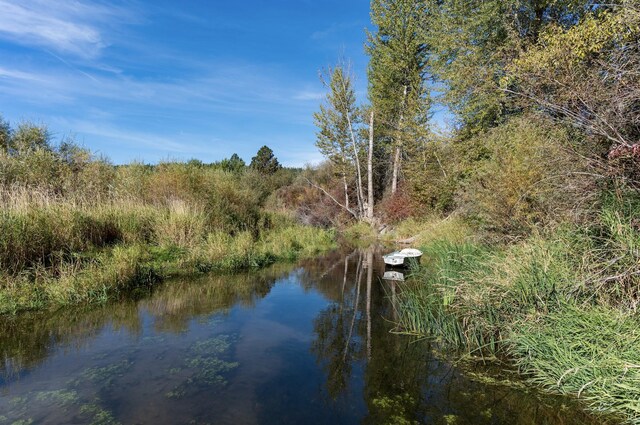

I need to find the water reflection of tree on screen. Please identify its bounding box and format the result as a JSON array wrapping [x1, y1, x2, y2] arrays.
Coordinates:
[[143, 265, 284, 333], [0, 263, 294, 381], [310, 248, 431, 423], [0, 302, 141, 382], [310, 250, 363, 399]]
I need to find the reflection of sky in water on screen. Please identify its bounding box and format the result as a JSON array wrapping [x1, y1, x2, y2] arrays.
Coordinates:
[[0, 252, 608, 425]]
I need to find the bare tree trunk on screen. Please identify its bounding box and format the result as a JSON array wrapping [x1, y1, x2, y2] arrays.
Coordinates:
[[392, 85, 408, 195], [338, 75, 365, 218], [366, 249, 373, 361], [344, 253, 362, 361], [391, 281, 397, 321], [347, 115, 365, 217], [367, 111, 375, 222], [391, 146, 401, 195], [342, 174, 349, 211], [342, 255, 348, 300]]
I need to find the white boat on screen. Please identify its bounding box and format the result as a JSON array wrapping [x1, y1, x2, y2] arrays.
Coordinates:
[[382, 270, 405, 281], [383, 248, 423, 268]]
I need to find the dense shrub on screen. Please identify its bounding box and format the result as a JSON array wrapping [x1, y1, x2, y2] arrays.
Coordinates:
[[404, 137, 458, 213], [457, 115, 589, 236], [274, 164, 353, 228], [377, 185, 414, 223]]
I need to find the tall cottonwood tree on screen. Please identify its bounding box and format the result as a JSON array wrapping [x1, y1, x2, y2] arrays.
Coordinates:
[[367, 0, 431, 194], [314, 66, 361, 212], [314, 64, 374, 221]]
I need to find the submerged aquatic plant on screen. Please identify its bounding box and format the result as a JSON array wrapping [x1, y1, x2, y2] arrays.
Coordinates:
[[80, 359, 134, 388], [79, 403, 121, 425], [165, 335, 239, 399]]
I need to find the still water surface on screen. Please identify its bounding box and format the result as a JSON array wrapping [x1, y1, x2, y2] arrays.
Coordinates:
[[0, 250, 605, 424]]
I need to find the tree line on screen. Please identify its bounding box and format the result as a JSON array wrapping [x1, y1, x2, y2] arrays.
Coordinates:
[[313, 0, 640, 234]]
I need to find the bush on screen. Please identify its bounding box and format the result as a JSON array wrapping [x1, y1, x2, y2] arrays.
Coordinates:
[[457, 115, 589, 236], [377, 185, 414, 223], [404, 137, 458, 213]]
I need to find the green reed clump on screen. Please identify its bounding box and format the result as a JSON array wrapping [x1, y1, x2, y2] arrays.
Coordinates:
[[0, 189, 167, 274], [0, 244, 160, 314], [396, 240, 497, 349], [0, 218, 334, 314], [509, 305, 640, 424], [256, 221, 336, 259], [342, 221, 379, 245], [396, 199, 640, 352]]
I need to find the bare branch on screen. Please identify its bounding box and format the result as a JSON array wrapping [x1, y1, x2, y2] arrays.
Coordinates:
[[305, 177, 359, 219]]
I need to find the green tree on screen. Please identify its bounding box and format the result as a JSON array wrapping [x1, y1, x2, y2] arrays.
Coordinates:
[[505, 4, 640, 155], [314, 63, 369, 219], [0, 116, 10, 153], [367, 0, 431, 194], [424, 0, 595, 135], [314, 65, 364, 213], [220, 153, 246, 174], [9, 122, 51, 155], [250, 145, 281, 175]]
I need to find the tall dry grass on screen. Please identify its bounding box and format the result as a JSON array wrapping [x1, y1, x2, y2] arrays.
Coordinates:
[[0, 183, 335, 314], [0, 141, 333, 314]]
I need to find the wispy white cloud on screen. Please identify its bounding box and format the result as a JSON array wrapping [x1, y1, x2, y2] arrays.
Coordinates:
[[0, 0, 132, 58], [0, 62, 321, 123], [0, 66, 47, 82], [0, 1, 335, 164], [68, 119, 215, 154], [293, 90, 324, 101]]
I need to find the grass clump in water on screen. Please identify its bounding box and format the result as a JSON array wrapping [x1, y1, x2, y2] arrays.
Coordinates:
[[510, 306, 640, 423]]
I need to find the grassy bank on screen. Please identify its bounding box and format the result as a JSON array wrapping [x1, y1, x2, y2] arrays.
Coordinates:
[[393, 197, 640, 423], [0, 213, 334, 314], [0, 132, 337, 315]]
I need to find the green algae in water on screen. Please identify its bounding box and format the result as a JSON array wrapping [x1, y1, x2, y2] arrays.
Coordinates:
[[165, 335, 239, 399], [141, 335, 166, 345], [0, 415, 32, 425], [0, 359, 133, 425], [190, 334, 234, 355], [81, 359, 133, 388], [34, 389, 79, 404], [9, 420, 33, 425], [79, 403, 121, 425], [1, 390, 79, 425], [370, 394, 419, 425], [443, 415, 459, 424]]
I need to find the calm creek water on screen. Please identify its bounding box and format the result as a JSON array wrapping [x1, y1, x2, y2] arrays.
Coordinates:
[[0, 249, 607, 424]]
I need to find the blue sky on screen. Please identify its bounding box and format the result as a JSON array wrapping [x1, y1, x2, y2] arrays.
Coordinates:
[[0, 0, 375, 166]]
